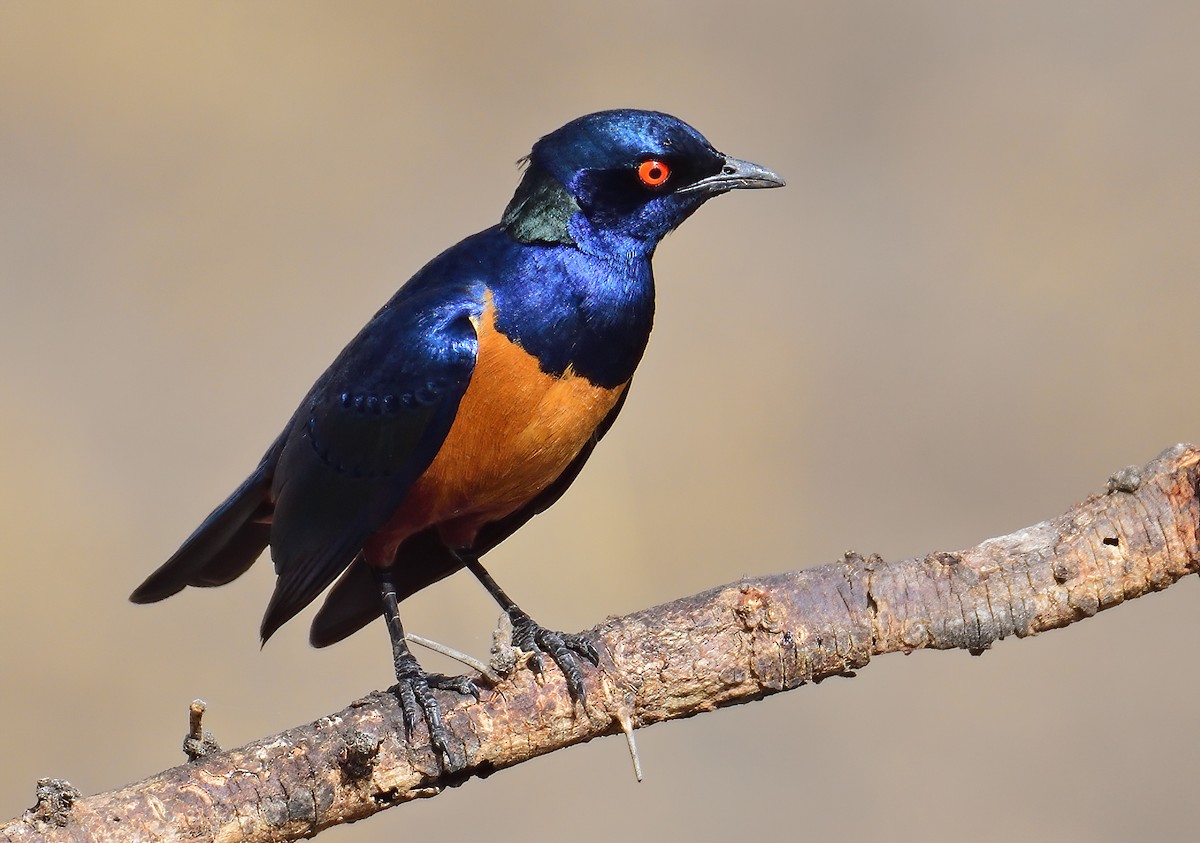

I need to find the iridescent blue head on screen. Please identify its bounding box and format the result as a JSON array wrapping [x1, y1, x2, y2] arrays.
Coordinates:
[[502, 109, 784, 256]]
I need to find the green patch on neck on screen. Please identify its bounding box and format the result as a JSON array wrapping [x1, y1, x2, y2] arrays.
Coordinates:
[[501, 165, 579, 246]]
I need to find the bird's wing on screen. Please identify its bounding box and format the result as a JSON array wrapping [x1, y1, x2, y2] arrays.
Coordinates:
[[260, 287, 481, 641]]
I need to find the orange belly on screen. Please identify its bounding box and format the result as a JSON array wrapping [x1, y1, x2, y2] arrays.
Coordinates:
[[366, 293, 626, 561]]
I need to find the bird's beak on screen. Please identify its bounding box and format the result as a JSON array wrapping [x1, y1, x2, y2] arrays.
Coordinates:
[[677, 155, 786, 196]]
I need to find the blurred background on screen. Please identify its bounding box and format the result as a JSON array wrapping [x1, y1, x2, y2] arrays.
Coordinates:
[[2, 2, 1198, 840]]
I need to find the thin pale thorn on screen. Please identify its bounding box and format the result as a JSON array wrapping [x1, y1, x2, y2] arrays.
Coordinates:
[[406, 633, 500, 683], [616, 709, 643, 782]]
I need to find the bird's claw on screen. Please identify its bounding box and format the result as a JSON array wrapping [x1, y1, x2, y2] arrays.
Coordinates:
[[507, 610, 599, 703], [392, 654, 478, 768], [429, 672, 482, 700]]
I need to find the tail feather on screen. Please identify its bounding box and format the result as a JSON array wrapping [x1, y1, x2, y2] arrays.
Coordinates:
[[306, 557, 380, 647], [185, 520, 271, 587], [131, 462, 273, 604], [308, 530, 463, 648]]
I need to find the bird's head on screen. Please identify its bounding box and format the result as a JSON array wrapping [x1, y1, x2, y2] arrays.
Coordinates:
[[502, 109, 784, 257]]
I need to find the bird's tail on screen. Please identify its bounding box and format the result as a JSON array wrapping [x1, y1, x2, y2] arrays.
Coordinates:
[[130, 457, 276, 604], [308, 529, 464, 648]]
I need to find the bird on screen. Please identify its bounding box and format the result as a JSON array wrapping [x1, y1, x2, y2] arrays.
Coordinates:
[[131, 109, 784, 763]]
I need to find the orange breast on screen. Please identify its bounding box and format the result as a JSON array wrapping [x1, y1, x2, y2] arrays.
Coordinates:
[[366, 292, 626, 561]]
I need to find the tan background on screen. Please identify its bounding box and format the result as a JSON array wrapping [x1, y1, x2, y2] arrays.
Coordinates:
[[2, 2, 1199, 840]]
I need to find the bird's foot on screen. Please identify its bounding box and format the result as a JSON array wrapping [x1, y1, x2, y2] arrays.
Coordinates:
[[392, 651, 479, 768], [507, 609, 599, 702]]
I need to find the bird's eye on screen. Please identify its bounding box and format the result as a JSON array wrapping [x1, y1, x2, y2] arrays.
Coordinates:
[[637, 159, 671, 188]]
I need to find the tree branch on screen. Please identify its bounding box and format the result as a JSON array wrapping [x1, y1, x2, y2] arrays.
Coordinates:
[[6, 444, 1199, 843]]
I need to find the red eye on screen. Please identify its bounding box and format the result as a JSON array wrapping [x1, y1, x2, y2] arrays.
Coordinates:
[[637, 159, 671, 187]]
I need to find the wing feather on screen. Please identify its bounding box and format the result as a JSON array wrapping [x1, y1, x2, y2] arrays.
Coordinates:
[[260, 289, 480, 641]]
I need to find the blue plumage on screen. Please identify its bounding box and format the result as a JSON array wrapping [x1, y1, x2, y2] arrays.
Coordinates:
[[131, 110, 783, 765]]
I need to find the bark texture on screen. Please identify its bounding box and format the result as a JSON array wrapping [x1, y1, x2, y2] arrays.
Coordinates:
[[5, 444, 1199, 843]]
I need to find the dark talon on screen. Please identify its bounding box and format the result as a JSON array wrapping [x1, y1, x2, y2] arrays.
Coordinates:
[[431, 672, 482, 700], [509, 609, 599, 703], [377, 567, 478, 769], [392, 662, 478, 768], [393, 650, 453, 766], [465, 558, 598, 703]]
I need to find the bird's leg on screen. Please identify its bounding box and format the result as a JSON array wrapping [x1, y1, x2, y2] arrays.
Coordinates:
[[463, 558, 599, 703], [374, 567, 477, 767]]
